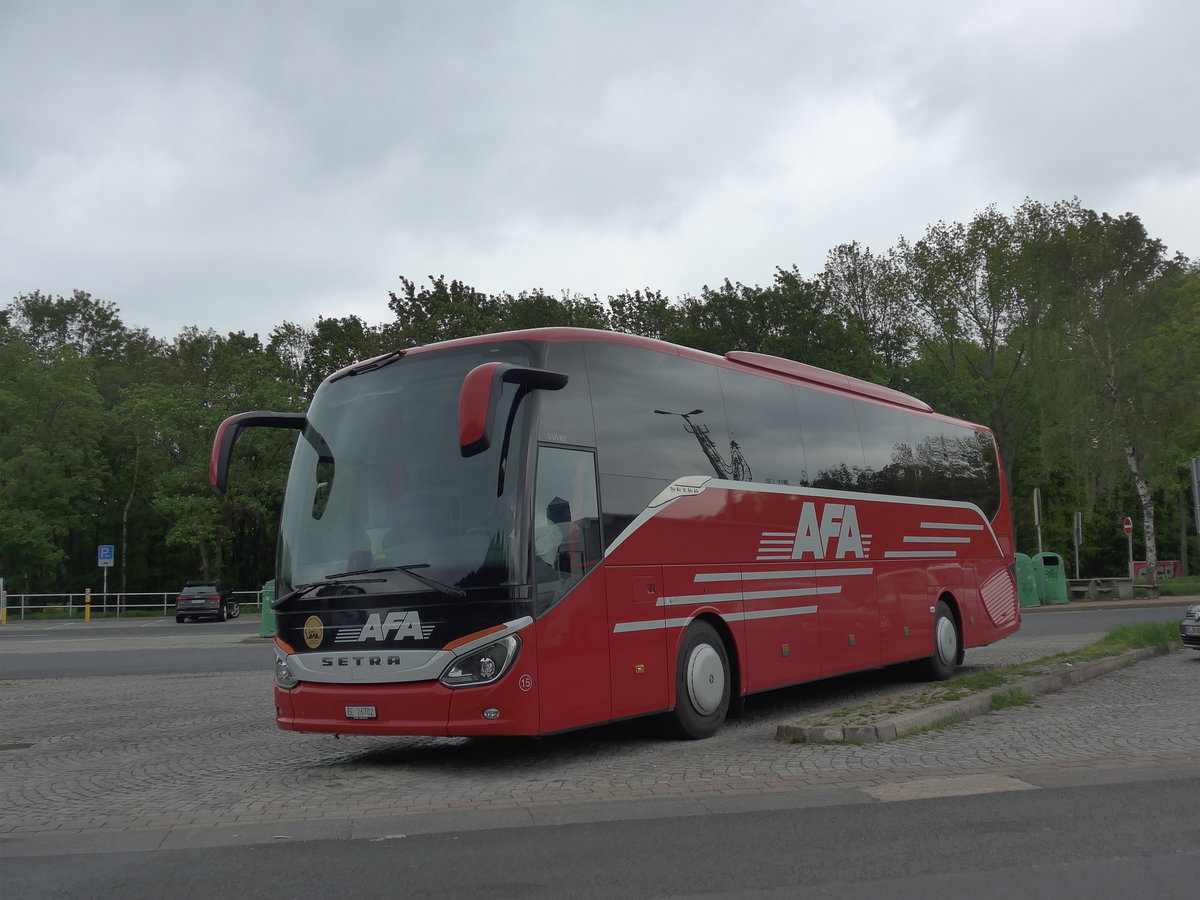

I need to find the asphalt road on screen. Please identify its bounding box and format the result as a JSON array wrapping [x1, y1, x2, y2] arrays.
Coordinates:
[[0, 616, 261, 642], [2, 600, 1198, 897], [0, 601, 1190, 679], [0, 618, 268, 679], [6, 773, 1196, 898], [1017, 602, 1186, 635]]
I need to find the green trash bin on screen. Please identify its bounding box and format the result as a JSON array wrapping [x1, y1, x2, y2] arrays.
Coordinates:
[[1015, 553, 1040, 608], [1034, 552, 1068, 605], [260, 579, 276, 637]]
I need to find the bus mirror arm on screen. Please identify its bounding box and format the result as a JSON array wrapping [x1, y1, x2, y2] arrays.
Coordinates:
[[210, 411, 306, 494], [459, 363, 567, 458]]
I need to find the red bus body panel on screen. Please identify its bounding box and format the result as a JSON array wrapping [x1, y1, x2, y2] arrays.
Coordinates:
[[267, 328, 1017, 738], [275, 485, 1016, 737]]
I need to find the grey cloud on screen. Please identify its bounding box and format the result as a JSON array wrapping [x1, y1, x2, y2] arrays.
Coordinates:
[[2, 1, 1196, 339]]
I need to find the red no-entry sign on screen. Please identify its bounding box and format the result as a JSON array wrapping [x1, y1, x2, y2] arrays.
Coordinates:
[[1122, 517, 1133, 535]]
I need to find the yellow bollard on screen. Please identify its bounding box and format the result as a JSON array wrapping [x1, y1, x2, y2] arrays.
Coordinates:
[[85, 588, 91, 623]]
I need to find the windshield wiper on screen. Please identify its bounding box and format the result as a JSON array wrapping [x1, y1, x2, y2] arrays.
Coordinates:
[[324, 564, 467, 600], [270, 576, 387, 610], [328, 350, 405, 382]]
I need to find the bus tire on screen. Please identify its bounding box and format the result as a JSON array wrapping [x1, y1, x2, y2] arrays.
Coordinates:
[[922, 600, 959, 681], [670, 621, 730, 739]]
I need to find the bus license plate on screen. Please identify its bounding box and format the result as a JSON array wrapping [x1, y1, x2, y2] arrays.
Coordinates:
[[345, 706, 377, 720]]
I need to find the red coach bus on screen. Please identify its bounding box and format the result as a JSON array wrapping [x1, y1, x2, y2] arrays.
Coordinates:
[[211, 327, 1017, 739]]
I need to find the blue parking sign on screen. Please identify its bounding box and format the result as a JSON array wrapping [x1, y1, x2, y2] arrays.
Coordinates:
[[97, 544, 115, 567]]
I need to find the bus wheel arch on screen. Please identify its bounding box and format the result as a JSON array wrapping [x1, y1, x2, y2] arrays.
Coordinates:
[[923, 594, 962, 681], [706, 615, 745, 719], [669, 617, 735, 739]]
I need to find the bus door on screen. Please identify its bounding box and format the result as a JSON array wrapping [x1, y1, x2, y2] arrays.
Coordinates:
[[530, 446, 612, 732]]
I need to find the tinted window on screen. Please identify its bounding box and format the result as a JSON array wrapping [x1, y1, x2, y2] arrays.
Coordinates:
[[719, 369, 804, 486], [597, 473, 665, 549], [907, 417, 956, 502], [277, 344, 534, 597], [533, 447, 601, 611], [945, 425, 1001, 516], [793, 388, 865, 490], [906, 417, 1000, 515], [586, 344, 728, 481], [854, 402, 916, 496], [539, 342, 596, 447]]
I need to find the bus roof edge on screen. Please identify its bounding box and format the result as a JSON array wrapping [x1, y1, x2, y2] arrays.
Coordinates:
[[724, 350, 933, 413]]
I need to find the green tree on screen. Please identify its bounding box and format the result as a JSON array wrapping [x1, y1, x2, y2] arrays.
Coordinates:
[[500, 289, 610, 331], [6, 289, 128, 360], [1042, 210, 1179, 593], [0, 336, 109, 590], [269, 316, 387, 400], [1142, 265, 1200, 573], [0, 292, 165, 592], [141, 328, 298, 587], [673, 279, 785, 355], [386, 276, 505, 345], [769, 267, 872, 375], [607, 289, 679, 339], [819, 242, 916, 385], [898, 201, 1062, 491]]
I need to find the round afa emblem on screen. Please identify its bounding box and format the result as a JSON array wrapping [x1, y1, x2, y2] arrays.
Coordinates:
[[302, 615, 324, 649], [518, 674, 533, 692]]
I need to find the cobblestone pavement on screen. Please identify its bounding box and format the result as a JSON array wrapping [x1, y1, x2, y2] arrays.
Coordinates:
[[2, 624, 1198, 852]]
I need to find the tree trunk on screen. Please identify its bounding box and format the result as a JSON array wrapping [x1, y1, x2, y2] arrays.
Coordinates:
[[1181, 488, 1190, 579], [1124, 438, 1158, 598]]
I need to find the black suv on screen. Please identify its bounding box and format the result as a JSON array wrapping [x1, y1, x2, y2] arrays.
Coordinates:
[[175, 581, 239, 623]]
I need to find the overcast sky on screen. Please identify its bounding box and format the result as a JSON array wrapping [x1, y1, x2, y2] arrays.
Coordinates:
[[3, 0, 1197, 341]]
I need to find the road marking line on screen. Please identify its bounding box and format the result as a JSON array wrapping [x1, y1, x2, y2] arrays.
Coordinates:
[[861, 774, 1038, 802]]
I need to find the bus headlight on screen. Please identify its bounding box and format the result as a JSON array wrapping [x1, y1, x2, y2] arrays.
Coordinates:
[[275, 655, 300, 690], [440, 634, 521, 687]]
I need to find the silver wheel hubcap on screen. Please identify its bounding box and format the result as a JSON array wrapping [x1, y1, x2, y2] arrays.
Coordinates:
[[686, 643, 725, 715], [935, 614, 957, 663]]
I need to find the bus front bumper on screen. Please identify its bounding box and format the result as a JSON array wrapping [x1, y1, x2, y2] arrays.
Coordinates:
[[274, 675, 540, 737]]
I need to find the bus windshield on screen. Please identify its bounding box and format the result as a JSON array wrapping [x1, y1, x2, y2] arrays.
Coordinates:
[[276, 343, 535, 601]]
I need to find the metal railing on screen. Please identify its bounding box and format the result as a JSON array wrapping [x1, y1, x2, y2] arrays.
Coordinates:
[[0, 590, 264, 620]]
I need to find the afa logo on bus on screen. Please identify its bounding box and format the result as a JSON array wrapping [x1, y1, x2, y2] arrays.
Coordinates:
[[791, 501, 865, 560], [336, 610, 435, 643]]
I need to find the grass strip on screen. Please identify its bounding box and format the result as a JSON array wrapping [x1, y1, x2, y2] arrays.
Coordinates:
[[798, 620, 1181, 730]]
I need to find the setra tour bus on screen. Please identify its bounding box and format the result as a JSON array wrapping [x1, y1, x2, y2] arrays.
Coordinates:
[[211, 327, 1018, 740]]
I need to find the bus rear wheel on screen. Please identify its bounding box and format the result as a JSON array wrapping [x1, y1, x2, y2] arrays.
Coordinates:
[[922, 600, 959, 681], [670, 621, 730, 739]]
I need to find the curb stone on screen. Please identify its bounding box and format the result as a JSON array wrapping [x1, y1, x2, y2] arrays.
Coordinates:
[[775, 643, 1175, 744]]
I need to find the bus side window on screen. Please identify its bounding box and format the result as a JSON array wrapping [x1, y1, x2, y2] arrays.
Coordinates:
[[793, 388, 865, 489], [533, 446, 601, 611]]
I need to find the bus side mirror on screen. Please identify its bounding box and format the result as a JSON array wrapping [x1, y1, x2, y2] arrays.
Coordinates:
[[211, 411, 306, 494], [459, 363, 567, 457]]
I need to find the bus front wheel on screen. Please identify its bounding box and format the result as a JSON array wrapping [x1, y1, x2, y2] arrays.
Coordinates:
[[670, 621, 730, 739], [922, 600, 959, 681]]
